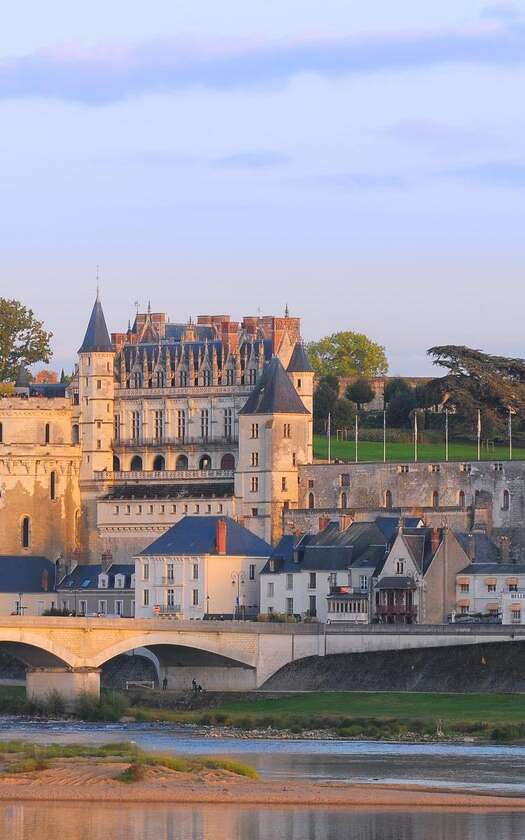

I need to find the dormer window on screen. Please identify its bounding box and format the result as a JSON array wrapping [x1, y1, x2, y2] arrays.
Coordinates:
[[98, 574, 108, 589], [114, 575, 125, 589], [396, 559, 404, 575]]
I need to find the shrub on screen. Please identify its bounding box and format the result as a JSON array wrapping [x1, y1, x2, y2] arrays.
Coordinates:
[[6, 757, 49, 774], [117, 761, 146, 783], [43, 690, 67, 717]]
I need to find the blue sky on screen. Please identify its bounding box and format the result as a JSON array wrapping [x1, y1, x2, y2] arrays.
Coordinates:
[[1, 1, 525, 375]]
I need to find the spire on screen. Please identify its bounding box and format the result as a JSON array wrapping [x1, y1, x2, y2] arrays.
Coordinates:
[[239, 357, 310, 416], [287, 342, 314, 373], [79, 296, 113, 353], [285, 303, 289, 318]]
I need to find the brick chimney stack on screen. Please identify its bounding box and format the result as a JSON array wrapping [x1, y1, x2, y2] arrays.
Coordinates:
[[216, 519, 227, 555], [500, 536, 510, 562], [431, 527, 441, 555], [101, 551, 113, 573]]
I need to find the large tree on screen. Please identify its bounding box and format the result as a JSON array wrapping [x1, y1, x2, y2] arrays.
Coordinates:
[[307, 332, 388, 378], [0, 298, 53, 382], [346, 378, 375, 410]]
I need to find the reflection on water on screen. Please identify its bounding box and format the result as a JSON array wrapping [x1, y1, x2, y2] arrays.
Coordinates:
[[1, 804, 525, 840]]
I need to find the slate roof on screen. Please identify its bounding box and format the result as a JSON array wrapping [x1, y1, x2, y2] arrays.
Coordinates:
[[0, 556, 56, 593], [455, 532, 499, 564], [287, 343, 313, 373], [79, 297, 113, 353], [104, 483, 234, 501], [239, 357, 309, 416], [377, 576, 417, 590], [58, 563, 134, 590], [15, 366, 30, 387], [458, 562, 525, 575], [139, 516, 272, 557], [374, 516, 423, 541], [28, 384, 67, 398]]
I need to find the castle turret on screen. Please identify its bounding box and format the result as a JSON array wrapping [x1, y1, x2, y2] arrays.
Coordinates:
[[287, 342, 314, 462], [78, 295, 115, 482], [236, 357, 310, 544]]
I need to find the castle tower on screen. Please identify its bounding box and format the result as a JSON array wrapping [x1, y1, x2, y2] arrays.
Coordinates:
[[78, 295, 115, 482], [236, 357, 310, 544], [287, 342, 314, 462]]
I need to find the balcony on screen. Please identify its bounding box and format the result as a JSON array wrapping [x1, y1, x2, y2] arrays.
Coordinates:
[[94, 468, 234, 482], [154, 605, 182, 615], [376, 604, 418, 619], [114, 436, 238, 451]]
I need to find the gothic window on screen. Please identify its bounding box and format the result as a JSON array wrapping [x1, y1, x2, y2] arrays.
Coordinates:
[[308, 492, 315, 509], [21, 516, 31, 549], [177, 410, 186, 441], [200, 409, 209, 440], [202, 369, 211, 386], [131, 411, 141, 442], [179, 371, 188, 387], [72, 424, 79, 444], [251, 476, 259, 492], [248, 369, 257, 385], [133, 372, 141, 389], [251, 423, 259, 439], [154, 410, 164, 441], [340, 492, 347, 509], [224, 408, 233, 440], [156, 371, 165, 388], [283, 423, 291, 438], [226, 369, 234, 386], [251, 451, 259, 467]]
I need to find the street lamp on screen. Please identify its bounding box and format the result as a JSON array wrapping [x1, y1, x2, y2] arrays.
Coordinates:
[[18, 592, 24, 616], [231, 572, 245, 620]]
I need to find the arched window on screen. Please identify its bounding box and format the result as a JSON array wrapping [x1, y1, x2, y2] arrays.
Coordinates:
[[72, 424, 79, 444], [130, 455, 143, 471], [113, 456, 121, 472], [21, 516, 31, 549], [308, 492, 315, 510], [50, 470, 56, 500], [221, 453, 235, 470], [502, 490, 510, 511], [432, 491, 439, 510], [44, 423, 50, 444], [176, 454, 188, 470], [340, 492, 347, 509], [384, 490, 392, 510], [459, 490, 465, 509], [153, 454, 165, 471], [199, 454, 212, 470]]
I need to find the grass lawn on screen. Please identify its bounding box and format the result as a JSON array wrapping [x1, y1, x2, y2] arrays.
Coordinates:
[[313, 435, 523, 463]]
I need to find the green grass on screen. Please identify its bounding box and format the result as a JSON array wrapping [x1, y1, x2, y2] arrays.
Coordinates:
[[313, 434, 523, 463]]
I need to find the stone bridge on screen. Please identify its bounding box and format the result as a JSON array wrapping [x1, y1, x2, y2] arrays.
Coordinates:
[[1, 616, 525, 702]]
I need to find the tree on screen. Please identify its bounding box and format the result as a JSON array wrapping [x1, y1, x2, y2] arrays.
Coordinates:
[[0, 298, 53, 382], [333, 398, 356, 430], [307, 332, 388, 378], [34, 369, 58, 384], [313, 376, 339, 434], [346, 378, 374, 410], [384, 377, 411, 403]]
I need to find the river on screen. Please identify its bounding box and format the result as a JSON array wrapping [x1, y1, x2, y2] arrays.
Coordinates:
[[1, 720, 525, 839]]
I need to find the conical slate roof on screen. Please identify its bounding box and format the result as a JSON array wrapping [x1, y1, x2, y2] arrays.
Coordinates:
[[15, 365, 31, 387], [239, 357, 309, 416], [287, 342, 313, 373], [79, 297, 113, 353]]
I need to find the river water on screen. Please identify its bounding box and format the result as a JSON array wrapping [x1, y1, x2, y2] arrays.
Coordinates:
[[1, 720, 525, 839]]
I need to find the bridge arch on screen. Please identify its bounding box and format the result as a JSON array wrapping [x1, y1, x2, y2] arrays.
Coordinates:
[[0, 634, 79, 669]]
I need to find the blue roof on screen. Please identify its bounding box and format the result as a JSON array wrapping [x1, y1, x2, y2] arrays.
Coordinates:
[[79, 297, 113, 353], [140, 516, 272, 557], [287, 343, 313, 373], [239, 357, 309, 416], [0, 556, 56, 593], [58, 563, 134, 590]]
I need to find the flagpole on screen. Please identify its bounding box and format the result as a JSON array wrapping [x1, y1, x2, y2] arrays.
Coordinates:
[[477, 409, 481, 462], [509, 408, 513, 461], [383, 406, 387, 463], [355, 414, 358, 463], [445, 409, 449, 462], [414, 412, 418, 462], [327, 412, 331, 465]]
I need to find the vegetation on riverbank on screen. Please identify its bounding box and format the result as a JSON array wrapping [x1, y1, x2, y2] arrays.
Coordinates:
[[0, 740, 258, 781]]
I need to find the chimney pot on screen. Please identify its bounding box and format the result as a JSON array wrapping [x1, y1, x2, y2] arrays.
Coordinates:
[[216, 519, 227, 555]]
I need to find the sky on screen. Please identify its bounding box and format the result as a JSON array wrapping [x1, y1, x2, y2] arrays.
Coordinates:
[[1, 1, 525, 375]]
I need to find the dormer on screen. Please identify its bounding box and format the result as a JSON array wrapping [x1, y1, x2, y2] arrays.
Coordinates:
[[131, 573, 136, 589], [114, 574, 126, 589], [98, 573, 109, 589]]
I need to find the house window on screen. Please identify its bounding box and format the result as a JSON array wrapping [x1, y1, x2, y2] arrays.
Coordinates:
[[286, 597, 294, 615], [252, 508, 258, 517], [283, 423, 291, 438], [115, 600, 123, 617], [251, 476, 259, 492], [509, 583, 518, 592], [309, 572, 316, 589], [192, 563, 199, 580], [192, 589, 199, 606], [79, 600, 87, 616], [267, 582, 274, 597], [143, 589, 149, 607], [286, 573, 293, 590], [167, 589, 175, 607], [114, 505, 119, 515], [251, 423, 259, 439], [249, 564, 256, 581], [224, 408, 233, 440], [292, 452, 296, 466], [99, 576, 108, 589], [309, 595, 317, 617], [98, 600, 107, 614], [154, 410, 164, 441], [21, 516, 31, 549], [396, 560, 404, 575], [177, 410, 186, 440], [487, 584, 496, 592], [131, 411, 141, 441], [200, 409, 209, 440], [143, 563, 149, 581], [251, 452, 259, 467], [50, 471, 56, 500], [166, 563, 174, 582], [340, 492, 347, 509], [360, 575, 368, 591], [97, 379, 102, 390], [512, 609, 521, 624], [72, 424, 80, 444], [460, 605, 469, 614], [460, 583, 469, 593]]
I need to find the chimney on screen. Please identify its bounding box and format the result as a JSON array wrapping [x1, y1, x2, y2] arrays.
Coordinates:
[[101, 551, 113, 573], [318, 516, 330, 532], [216, 518, 227, 555], [500, 536, 510, 563], [467, 533, 476, 562], [431, 527, 441, 555]]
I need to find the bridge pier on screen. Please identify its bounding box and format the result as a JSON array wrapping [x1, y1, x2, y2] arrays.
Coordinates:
[[162, 665, 257, 692], [26, 668, 101, 707]]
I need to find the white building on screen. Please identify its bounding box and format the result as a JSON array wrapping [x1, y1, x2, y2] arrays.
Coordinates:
[[134, 516, 271, 619]]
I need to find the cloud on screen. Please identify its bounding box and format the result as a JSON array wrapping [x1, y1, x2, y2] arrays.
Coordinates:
[[480, 3, 521, 21], [301, 172, 406, 190], [381, 119, 483, 147], [1, 22, 525, 105], [211, 151, 291, 169], [445, 161, 525, 185]]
